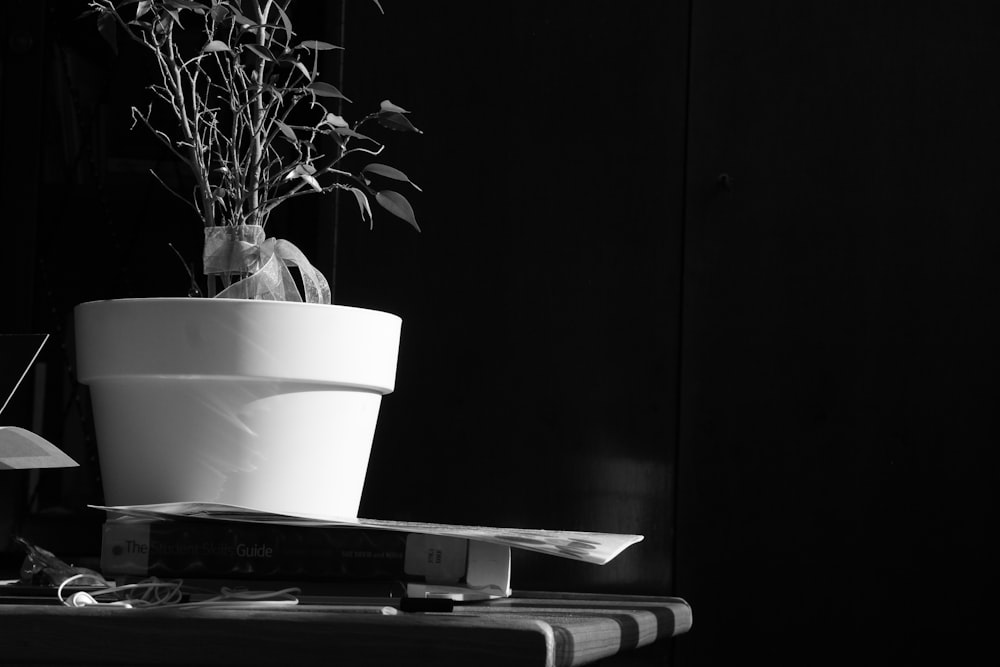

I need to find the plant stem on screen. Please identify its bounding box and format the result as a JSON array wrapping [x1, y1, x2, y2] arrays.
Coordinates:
[[164, 28, 215, 228], [247, 1, 275, 227]]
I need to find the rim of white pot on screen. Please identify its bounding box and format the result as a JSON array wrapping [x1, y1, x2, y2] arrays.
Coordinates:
[[74, 297, 402, 393]]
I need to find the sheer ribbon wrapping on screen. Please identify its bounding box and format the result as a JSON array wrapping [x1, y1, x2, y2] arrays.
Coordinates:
[[202, 225, 331, 304]]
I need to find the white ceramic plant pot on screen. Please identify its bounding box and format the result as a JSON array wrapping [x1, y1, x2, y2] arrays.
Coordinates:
[[74, 298, 401, 518]]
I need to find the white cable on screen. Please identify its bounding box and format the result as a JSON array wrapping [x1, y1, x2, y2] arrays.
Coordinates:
[[58, 574, 299, 610]]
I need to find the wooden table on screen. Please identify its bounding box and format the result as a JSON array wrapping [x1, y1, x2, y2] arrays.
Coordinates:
[[0, 591, 691, 666]]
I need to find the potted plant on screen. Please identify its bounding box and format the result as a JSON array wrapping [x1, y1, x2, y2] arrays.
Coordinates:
[[74, 0, 421, 518]]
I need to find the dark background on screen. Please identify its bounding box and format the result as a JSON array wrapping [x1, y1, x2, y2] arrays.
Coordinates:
[[1, 1, 997, 665]]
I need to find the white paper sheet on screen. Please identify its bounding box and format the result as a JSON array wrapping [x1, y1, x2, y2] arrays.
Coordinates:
[[91, 502, 644, 566], [0, 333, 78, 470], [0, 427, 79, 470]]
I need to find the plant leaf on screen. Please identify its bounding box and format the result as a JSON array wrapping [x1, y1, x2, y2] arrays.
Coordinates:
[[274, 119, 297, 142], [164, 8, 183, 27], [377, 111, 422, 134], [349, 187, 374, 229], [164, 0, 206, 13], [332, 127, 375, 142], [136, 1, 152, 19], [202, 39, 231, 53], [375, 190, 420, 232], [323, 113, 349, 128], [246, 43, 277, 62], [299, 39, 342, 51], [290, 59, 312, 81], [224, 9, 282, 32], [230, 11, 255, 27], [380, 99, 409, 114], [244, 22, 285, 32], [208, 4, 230, 23], [96, 12, 118, 54], [286, 163, 317, 183], [363, 163, 422, 192], [307, 81, 351, 102], [295, 169, 322, 192], [271, 1, 293, 41]]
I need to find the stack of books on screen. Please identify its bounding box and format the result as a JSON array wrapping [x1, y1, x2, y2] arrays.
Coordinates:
[[101, 516, 512, 601], [97, 502, 646, 602]]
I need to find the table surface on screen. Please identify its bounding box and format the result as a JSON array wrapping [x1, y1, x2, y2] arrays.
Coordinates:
[[0, 590, 692, 666]]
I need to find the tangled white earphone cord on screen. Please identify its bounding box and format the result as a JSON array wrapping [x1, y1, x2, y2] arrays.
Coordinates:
[[57, 573, 300, 609]]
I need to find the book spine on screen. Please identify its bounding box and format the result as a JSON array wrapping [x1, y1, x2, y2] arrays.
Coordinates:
[[101, 520, 436, 582]]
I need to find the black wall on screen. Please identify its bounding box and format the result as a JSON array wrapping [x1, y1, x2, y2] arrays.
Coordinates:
[[337, 2, 688, 601], [676, 1, 998, 663]]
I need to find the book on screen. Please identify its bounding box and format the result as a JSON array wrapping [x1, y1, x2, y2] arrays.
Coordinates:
[[96, 501, 647, 602], [101, 517, 512, 600]]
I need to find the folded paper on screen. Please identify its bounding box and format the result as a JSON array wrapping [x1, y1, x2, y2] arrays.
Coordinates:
[[92, 501, 644, 566]]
